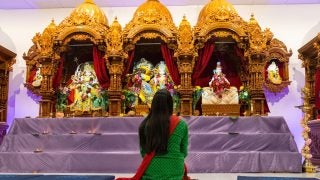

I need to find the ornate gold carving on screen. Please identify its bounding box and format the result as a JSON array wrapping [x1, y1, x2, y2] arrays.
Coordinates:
[[106, 17, 124, 57], [32, 20, 57, 58], [248, 14, 273, 53], [175, 16, 197, 91], [7, 58, 16, 72], [59, 0, 108, 27], [195, 0, 246, 38], [123, 0, 177, 50], [263, 38, 292, 92], [210, 30, 240, 42], [176, 15, 194, 55], [54, 0, 108, 46], [63, 34, 97, 46], [264, 81, 290, 93]]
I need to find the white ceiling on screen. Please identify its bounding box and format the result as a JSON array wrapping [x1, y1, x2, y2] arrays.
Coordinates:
[[1, 0, 320, 9]]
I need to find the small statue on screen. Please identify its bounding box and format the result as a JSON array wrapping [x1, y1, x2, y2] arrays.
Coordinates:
[[209, 61, 230, 97], [32, 67, 43, 87], [130, 58, 154, 106], [152, 61, 174, 91], [267, 61, 282, 85], [67, 62, 107, 113]]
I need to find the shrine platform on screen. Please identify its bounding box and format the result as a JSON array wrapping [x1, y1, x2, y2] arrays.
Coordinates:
[[0, 116, 302, 173]]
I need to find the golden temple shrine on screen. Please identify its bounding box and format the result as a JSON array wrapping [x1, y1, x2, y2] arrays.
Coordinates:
[[23, 0, 292, 118]]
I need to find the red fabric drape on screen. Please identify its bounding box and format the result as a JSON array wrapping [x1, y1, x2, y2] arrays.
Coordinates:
[[192, 42, 215, 86], [52, 56, 64, 90], [161, 44, 181, 85], [218, 54, 242, 90], [315, 69, 320, 109], [93, 46, 110, 89], [28, 66, 37, 84], [125, 50, 135, 76], [234, 46, 245, 63]]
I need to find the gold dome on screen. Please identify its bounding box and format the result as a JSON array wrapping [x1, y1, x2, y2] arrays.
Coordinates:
[[197, 0, 239, 25], [67, 0, 108, 26], [124, 0, 176, 34]]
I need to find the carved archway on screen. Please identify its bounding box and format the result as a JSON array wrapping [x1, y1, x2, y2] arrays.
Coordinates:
[[193, 0, 291, 116], [24, 0, 110, 117], [119, 0, 180, 116]]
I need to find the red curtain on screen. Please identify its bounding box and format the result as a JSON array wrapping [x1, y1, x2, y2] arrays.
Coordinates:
[[52, 56, 64, 90], [218, 54, 242, 89], [28, 66, 37, 84], [161, 44, 180, 85], [192, 42, 215, 86], [93, 46, 110, 89], [124, 50, 135, 77], [315, 69, 320, 109], [234, 46, 245, 63]]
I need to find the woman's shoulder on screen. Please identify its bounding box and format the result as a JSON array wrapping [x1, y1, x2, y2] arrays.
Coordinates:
[[177, 118, 188, 128]]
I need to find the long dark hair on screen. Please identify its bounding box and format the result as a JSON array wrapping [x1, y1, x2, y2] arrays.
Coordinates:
[[139, 89, 173, 154]]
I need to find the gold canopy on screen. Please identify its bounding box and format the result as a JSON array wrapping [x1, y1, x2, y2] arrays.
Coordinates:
[[195, 0, 246, 38], [53, 0, 109, 48], [123, 0, 176, 40], [67, 0, 108, 26], [197, 0, 238, 23]]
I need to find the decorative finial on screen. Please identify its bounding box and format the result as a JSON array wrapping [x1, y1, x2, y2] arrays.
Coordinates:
[[250, 13, 255, 20], [84, 0, 94, 4], [249, 13, 258, 25]]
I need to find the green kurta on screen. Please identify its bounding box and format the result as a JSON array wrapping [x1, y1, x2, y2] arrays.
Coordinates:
[[140, 120, 188, 180]]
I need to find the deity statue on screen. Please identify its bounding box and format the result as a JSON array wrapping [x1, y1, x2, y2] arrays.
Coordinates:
[[267, 61, 282, 85], [151, 61, 174, 91], [32, 67, 43, 87], [151, 61, 179, 112], [209, 61, 230, 97], [129, 58, 154, 106], [67, 62, 107, 114], [202, 61, 238, 105]]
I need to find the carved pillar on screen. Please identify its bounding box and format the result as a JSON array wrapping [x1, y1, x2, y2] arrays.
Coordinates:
[[107, 56, 123, 116], [248, 54, 266, 115], [308, 120, 320, 167], [0, 72, 9, 121], [0, 45, 15, 142], [176, 16, 196, 116], [106, 17, 126, 116], [38, 59, 54, 117], [177, 55, 194, 116]]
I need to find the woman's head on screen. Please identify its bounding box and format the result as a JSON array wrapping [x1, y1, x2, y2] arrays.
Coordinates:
[[150, 89, 173, 116], [139, 89, 173, 154]]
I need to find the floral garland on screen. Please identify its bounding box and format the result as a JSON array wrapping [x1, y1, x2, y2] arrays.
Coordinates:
[[56, 87, 69, 112], [210, 74, 230, 97]]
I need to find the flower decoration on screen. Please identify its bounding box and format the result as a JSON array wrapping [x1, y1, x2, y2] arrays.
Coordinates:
[[239, 86, 250, 105], [56, 86, 69, 112], [192, 86, 203, 111], [122, 89, 137, 109]]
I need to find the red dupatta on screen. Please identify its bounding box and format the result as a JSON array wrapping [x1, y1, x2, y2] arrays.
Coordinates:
[[117, 115, 189, 180]]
